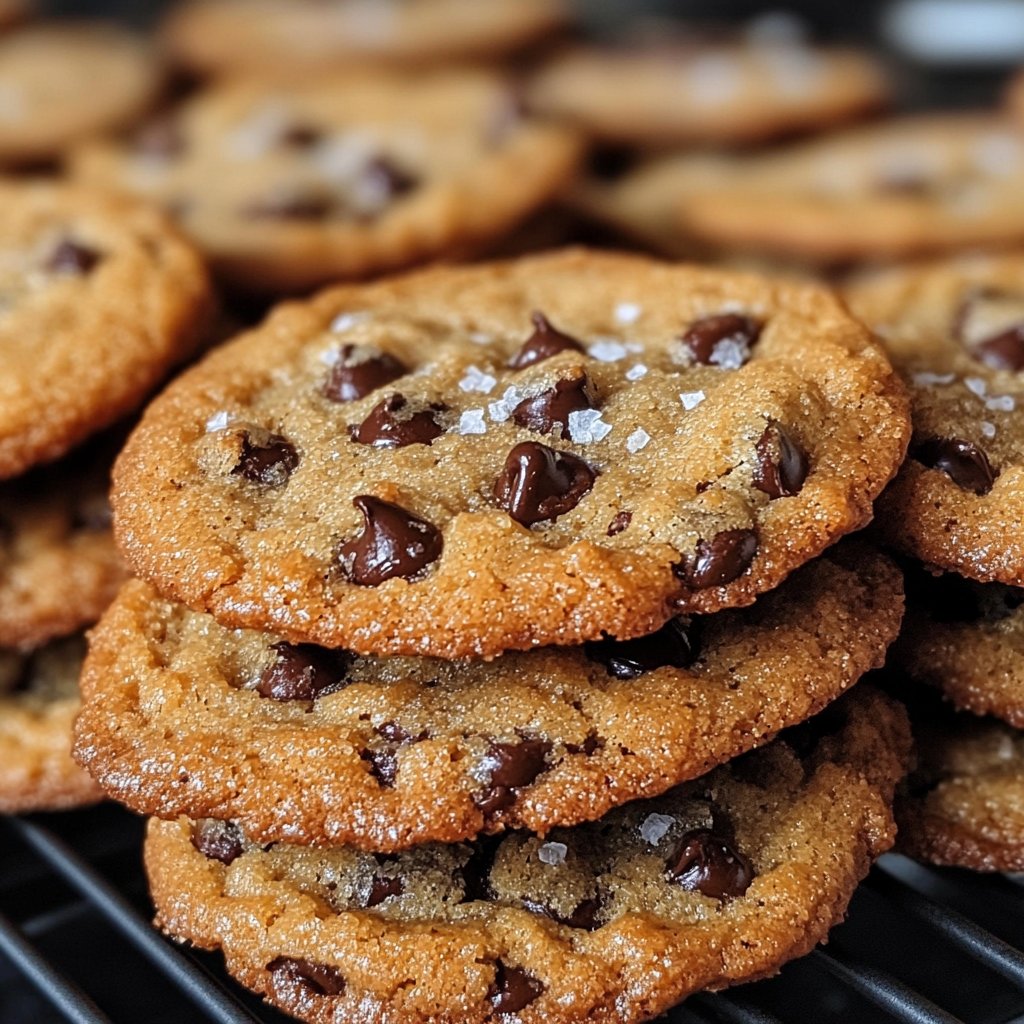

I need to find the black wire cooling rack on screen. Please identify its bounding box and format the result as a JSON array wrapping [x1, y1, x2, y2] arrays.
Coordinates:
[[2, 806, 1024, 1024]]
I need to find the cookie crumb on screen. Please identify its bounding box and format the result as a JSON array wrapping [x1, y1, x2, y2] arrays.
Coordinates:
[[537, 841, 568, 865], [568, 408, 613, 443], [640, 812, 675, 845], [627, 427, 651, 453], [679, 390, 706, 411]]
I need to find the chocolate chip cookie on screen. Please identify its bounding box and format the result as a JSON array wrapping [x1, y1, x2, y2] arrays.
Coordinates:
[[528, 41, 887, 147], [675, 115, 1024, 264], [0, 23, 162, 164], [0, 180, 211, 480], [144, 685, 909, 1024], [112, 250, 910, 658], [71, 73, 582, 294], [897, 693, 1024, 871], [0, 634, 102, 813], [162, 0, 567, 78], [0, 440, 124, 650], [846, 253, 1024, 583], [75, 544, 901, 850]]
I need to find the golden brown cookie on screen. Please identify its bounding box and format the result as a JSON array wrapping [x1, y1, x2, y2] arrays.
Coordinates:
[[162, 0, 568, 78], [528, 41, 887, 147], [112, 250, 910, 658], [846, 252, 1024, 584], [0, 23, 161, 165], [0, 180, 212, 480], [675, 115, 1024, 265], [897, 694, 1024, 871], [0, 440, 124, 650], [145, 685, 909, 1024], [71, 73, 582, 293], [75, 545, 902, 851], [0, 634, 102, 813]]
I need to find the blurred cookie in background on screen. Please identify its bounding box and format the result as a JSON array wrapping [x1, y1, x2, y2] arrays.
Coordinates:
[[72, 72, 582, 294], [0, 22, 162, 165], [161, 0, 569, 79]]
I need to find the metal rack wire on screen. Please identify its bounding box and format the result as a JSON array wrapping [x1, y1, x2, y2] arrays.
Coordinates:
[[2, 806, 1023, 1024]]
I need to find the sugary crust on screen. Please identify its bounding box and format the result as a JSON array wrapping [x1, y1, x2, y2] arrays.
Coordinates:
[[846, 252, 1024, 583], [112, 249, 910, 658], [71, 73, 583, 294], [0, 443, 125, 649], [145, 687, 910, 1024], [162, 0, 567, 77], [0, 636, 102, 813], [0, 181, 212, 480], [527, 44, 888, 146], [75, 545, 902, 850], [0, 24, 162, 164], [897, 703, 1024, 871], [676, 115, 1024, 264]]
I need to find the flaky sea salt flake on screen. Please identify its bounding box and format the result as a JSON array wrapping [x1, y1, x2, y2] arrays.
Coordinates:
[[588, 339, 630, 362], [911, 371, 956, 387], [965, 376, 988, 397], [625, 363, 648, 381], [537, 842, 568, 866], [615, 301, 642, 324], [205, 410, 231, 432], [639, 813, 675, 845], [986, 394, 1016, 412], [567, 409, 612, 443], [457, 409, 487, 435], [679, 390, 706, 411], [981, 421, 997, 438], [627, 427, 651, 453], [458, 366, 497, 394]]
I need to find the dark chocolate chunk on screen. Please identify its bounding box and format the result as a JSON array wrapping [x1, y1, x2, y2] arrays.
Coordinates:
[[509, 312, 585, 370], [752, 421, 809, 499], [351, 393, 445, 449], [488, 962, 544, 1014], [232, 432, 299, 487], [666, 829, 754, 899], [190, 820, 244, 865], [324, 345, 406, 403], [675, 529, 758, 589], [493, 441, 595, 526], [255, 642, 349, 701], [267, 957, 345, 996], [914, 436, 996, 495], [680, 314, 761, 368], [337, 495, 443, 585], [511, 373, 596, 435]]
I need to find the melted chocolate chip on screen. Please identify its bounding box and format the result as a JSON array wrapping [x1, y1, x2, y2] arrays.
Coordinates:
[[606, 510, 632, 536], [915, 437, 997, 495], [584, 618, 699, 679], [351, 393, 445, 448], [267, 957, 345, 996], [245, 193, 333, 220], [512, 373, 596, 435], [361, 747, 398, 787], [47, 239, 101, 275], [522, 896, 602, 931], [256, 642, 349, 701], [134, 117, 185, 159], [337, 495, 443, 586], [675, 529, 758, 590], [666, 829, 754, 899], [279, 122, 322, 149], [377, 721, 411, 744], [508, 312, 585, 370], [324, 345, 406, 403], [971, 326, 1024, 372], [362, 156, 419, 200], [366, 874, 404, 907], [189, 820, 244, 865], [680, 314, 761, 368], [752, 421, 809, 499], [232, 432, 299, 487], [493, 441, 596, 526], [488, 962, 545, 1014], [474, 737, 552, 815]]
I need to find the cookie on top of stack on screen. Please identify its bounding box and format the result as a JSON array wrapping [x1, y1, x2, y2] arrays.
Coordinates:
[[846, 253, 1024, 872], [0, 179, 211, 813], [76, 249, 915, 1022]]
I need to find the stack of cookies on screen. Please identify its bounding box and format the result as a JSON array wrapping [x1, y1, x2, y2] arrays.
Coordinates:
[[0, 179, 210, 814], [846, 253, 1024, 873], [75, 249, 917, 1022]]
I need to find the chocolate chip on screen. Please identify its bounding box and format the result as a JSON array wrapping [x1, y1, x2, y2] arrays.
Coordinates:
[[475, 737, 552, 815], [267, 957, 345, 996], [680, 314, 761, 368], [488, 962, 544, 1014], [189, 820, 244, 865], [232, 432, 299, 487], [606, 510, 632, 536], [377, 721, 411, 744], [278, 122, 322, 149], [337, 495, 443, 585], [508, 312, 585, 370], [351, 393, 445, 448], [565, 731, 603, 756], [256, 642, 349, 701], [675, 529, 758, 590], [361, 155, 418, 200], [361, 747, 398, 788], [493, 441, 595, 526], [366, 874, 403, 907], [584, 618, 699, 679], [460, 835, 500, 902], [512, 372, 596, 435], [522, 896, 602, 931], [47, 239, 101, 275], [324, 345, 406, 403], [752, 421, 809, 499], [914, 437, 997, 495], [245, 192, 333, 220], [666, 829, 754, 899], [134, 116, 185, 159], [971, 326, 1024, 372]]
